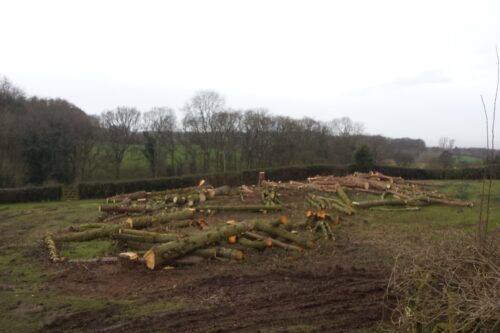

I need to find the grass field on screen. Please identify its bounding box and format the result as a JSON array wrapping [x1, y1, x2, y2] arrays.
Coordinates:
[[0, 180, 498, 332]]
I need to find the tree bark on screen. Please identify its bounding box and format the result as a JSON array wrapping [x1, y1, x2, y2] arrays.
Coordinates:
[[253, 221, 314, 248], [126, 209, 194, 228], [107, 191, 149, 203], [336, 186, 352, 206], [197, 204, 282, 213], [194, 247, 244, 260], [112, 229, 179, 243], [68, 223, 104, 232], [99, 205, 153, 214], [244, 231, 302, 251], [238, 237, 272, 250], [54, 225, 122, 242], [352, 198, 418, 208], [143, 221, 255, 269], [206, 185, 231, 199]]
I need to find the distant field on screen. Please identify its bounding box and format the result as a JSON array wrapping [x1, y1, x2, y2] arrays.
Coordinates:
[[453, 154, 483, 166], [0, 180, 497, 332]]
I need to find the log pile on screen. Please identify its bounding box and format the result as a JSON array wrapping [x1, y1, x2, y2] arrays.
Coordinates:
[[45, 180, 323, 271], [263, 171, 474, 209], [43, 171, 474, 271]]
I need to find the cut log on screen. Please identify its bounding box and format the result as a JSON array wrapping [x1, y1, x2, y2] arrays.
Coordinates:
[[244, 231, 302, 251], [102, 213, 128, 222], [106, 191, 150, 203], [45, 234, 64, 262], [166, 219, 195, 229], [270, 215, 288, 227], [195, 247, 244, 260], [254, 221, 313, 248], [269, 238, 303, 251], [206, 185, 231, 199], [118, 252, 139, 268], [238, 237, 272, 250], [197, 204, 283, 213], [369, 206, 421, 212], [214, 247, 244, 260], [126, 209, 194, 228], [120, 240, 155, 251], [54, 225, 122, 242], [68, 223, 104, 232], [336, 186, 352, 206], [352, 198, 417, 208], [258, 171, 266, 187], [143, 221, 255, 269], [112, 229, 179, 243], [99, 205, 153, 214]]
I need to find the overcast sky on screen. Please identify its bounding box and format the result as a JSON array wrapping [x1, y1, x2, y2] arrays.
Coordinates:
[[1, 0, 499, 147]]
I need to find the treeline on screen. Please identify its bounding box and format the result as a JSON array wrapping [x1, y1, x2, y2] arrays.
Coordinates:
[[0, 76, 427, 187]]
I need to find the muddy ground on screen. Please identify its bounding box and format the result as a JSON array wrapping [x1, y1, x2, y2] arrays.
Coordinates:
[[4, 187, 450, 333], [40, 242, 389, 333]]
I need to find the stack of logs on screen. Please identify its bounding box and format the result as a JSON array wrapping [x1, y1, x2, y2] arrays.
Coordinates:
[[45, 181, 322, 270], [44, 171, 473, 271], [263, 171, 474, 211]]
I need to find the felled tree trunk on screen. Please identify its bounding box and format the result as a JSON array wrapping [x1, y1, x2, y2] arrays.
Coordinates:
[[112, 229, 179, 243], [143, 221, 254, 269], [120, 240, 155, 251], [244, 231, 302, 251], [197, 204, 282, 213], [54, 225, 122, 242], [307, 194, 353, 215], [195, 247, 244, 260], [253, 221, 314, 248], [238, 237, 272, 250], [45, 234, 64, 262], [336, 186, 352, 206], [126, 209, 194, 228], [206, 185, 231, 199], [99, 205, 153, 214], [352, 198, 418, 208], [68, 223, 104, 232], [107, 191, 149, 203]]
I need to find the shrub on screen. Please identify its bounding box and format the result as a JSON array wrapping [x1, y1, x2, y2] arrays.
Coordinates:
[[77, 165, 347, 199], [353, 144, 374, 171], [0, 185, 62, 203]]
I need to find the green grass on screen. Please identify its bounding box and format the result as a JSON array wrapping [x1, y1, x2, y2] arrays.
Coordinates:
[[59, 240, 113, 259], [453, 155, 483, 166], [359, 180, 500, 235]]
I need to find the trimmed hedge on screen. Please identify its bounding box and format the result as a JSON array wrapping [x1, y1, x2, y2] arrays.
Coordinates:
[[77, 164, 347, 199], [1, 164, 499, 203], [0, 185, 62, 204], [366, 165, 500, 180]]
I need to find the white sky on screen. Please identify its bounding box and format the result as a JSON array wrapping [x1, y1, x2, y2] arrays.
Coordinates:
[[1, 0, 499, 147]]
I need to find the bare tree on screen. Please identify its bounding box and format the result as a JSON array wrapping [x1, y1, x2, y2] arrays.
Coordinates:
[[438, 137, 455, 150], [329, 117, 364, 136], [182, 90, 225, 172], [211, 109, 241, 172], [100, 107, 141, 179], [142, 107, 177, 177]]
